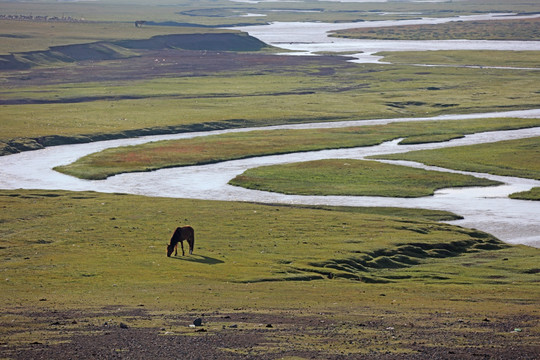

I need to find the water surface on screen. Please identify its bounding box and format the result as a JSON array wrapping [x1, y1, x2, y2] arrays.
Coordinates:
[[229, 13, 540, 63]]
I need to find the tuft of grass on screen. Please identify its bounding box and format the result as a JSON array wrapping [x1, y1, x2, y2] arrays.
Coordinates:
[[229, 159, 500, 197]]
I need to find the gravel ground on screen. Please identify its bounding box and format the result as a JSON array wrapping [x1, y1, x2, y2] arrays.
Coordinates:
[[2, 307, 538, 359]]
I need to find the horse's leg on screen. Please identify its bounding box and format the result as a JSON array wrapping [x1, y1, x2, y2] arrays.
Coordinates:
[[174, 243, 178, 256], [180, 241, 185, 256], [189, 234, 194, 255]]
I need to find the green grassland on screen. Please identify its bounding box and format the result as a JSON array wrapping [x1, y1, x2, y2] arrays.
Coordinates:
[[229, 159, 500, 197], [1, 190, 539, 355], [373, 136, 540, 181], [2, 52, 539, 156], [3, 57, 540, 143], [54, 117, 540, 180], [1, 190, 479, 301], [331, 17, 540, 41], [509, 187, 540, 200], [378, 50, 540, 69]]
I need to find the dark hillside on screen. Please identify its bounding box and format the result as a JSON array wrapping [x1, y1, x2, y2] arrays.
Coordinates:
[[116, 33, 267, 51], [0, 32, 268, 70], [7, 43, 133, 70]]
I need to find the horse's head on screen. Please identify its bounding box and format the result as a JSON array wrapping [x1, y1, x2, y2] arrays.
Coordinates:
[[166, 244, 174, 257]]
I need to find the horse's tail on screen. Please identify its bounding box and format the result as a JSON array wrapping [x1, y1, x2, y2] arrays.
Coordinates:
[[189, 227, 195, 255]]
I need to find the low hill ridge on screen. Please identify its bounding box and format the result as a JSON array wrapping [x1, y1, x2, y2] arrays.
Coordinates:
[[0, 32, 268, 70]]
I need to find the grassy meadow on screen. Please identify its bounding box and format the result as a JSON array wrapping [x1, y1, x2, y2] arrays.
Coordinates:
[[1, 0, 540, 356], [1, 190, 483, 305], [2, 58, 540, 144], [1, 190, 539, 356]]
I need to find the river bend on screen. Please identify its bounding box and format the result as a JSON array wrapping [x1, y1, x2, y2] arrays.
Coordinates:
[[1, 110, 539, 247]]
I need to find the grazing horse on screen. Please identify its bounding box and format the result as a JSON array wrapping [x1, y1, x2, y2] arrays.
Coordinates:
[[167, 226, 195, 257]]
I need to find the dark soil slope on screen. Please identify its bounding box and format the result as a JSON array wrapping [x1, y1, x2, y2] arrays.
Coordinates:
[[0, 32, 268, 70], [117, 33, 267, 52]]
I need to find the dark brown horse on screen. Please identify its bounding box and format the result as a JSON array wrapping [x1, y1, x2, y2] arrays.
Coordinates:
[[167, 226, 195, 257]]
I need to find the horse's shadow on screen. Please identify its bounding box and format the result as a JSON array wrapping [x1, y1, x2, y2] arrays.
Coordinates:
[[171, 254, 224, 265]]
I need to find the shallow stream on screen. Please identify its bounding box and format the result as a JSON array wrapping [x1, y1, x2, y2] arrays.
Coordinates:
[[229, 13, 540, 64], [1, 110, 539, 247]]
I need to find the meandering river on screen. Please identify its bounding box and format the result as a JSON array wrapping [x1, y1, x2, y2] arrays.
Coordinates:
[[1, 109, 539, 247], [229, 13, 540, 64], [2, 14, 540, 247]]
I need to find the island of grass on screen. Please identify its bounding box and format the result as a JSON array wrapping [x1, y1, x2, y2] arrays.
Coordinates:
[[510, 187, 540, 201], [329, 17, 540, 41], [371, 137, 540, 200], [53, 117, 540, 180], [229, 159, 500, 197]]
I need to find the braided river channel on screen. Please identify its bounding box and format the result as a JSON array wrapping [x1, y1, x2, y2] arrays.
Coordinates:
[[1, 110, 540, 247], [2, 13, 540, 247]]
